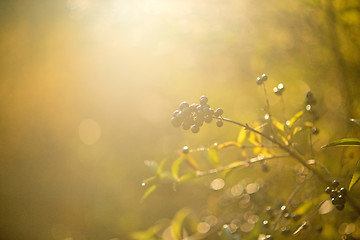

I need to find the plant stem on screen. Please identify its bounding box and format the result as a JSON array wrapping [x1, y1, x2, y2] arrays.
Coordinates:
[[218, 116, 328, 182]]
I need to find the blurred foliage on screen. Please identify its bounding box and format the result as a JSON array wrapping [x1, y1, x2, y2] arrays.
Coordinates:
[[0, 0, 359, 239]]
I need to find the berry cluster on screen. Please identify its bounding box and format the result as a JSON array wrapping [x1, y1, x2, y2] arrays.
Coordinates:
[[256, 74, 268, 85], [325, 180, 347, 211], [171, 96, 224, 133], [273, 83, 284, 95]]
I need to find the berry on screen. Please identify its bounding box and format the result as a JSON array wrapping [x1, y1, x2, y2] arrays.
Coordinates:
[[214, 108, 224, 117], [291, 213, 301, 222], [332, 180, 339, 188], [194, 116, 204, 127], [263, 220, 269, 228], [256, 77, 263, 85], [316, 225, 323, 233], [204, 115, 212, 123], [179, 101, 189, 110], [182, 121, 191, 130], [325, 187, 331, 194], [261, 163, 269, 172], [340, 187, 347, 196], [182, 146, 189, 154], [216, 120, 223, 127], [338, 195, 346, 204], [171, 117, 182, 127], [330, 189, 337, 198], [306, 91, 317, 105], [281, 205, 287, 213], [336, 204, 345, 211], [173, 110, 180, 117], [261, 74, 268, 82], [191, 124, 200, 133], [311, 127, 319, 135], [200, 96, 208, 105]]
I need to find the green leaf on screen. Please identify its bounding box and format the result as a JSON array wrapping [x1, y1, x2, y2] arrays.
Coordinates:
[[185, 155, 199, 171], [237, 128, 247, 144], [321, 138, 360, 148], [170, 208, 191, 239], [178, 173, 196, 183], [140, 184, 157, 203], [350, 118, 360, 126], [171, 155, 184, 180], [287, 110, 304, 128], [208, 147, 221, 167], [349, 159, 360, 191], [221, 225, 233, 240], [157, 158, 167, 176], [130, 224, 163, 240], [272, 119, 284, 132]]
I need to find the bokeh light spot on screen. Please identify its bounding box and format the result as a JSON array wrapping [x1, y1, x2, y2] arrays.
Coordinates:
[[210, 178, 225, 190]]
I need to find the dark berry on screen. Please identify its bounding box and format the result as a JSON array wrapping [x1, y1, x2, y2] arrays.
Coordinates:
[[182, 146, 189, 154], [325, 187, 331, 194], [273, 87, 279, 95], [216, 120, 223, 127], [263, 220, 269, 228], [265, 206, 273, 214], [191, 125, 200, 133], [330, 189, 337, 198], [281, 205, 287, 213], [340, 187, 347, 196], [214, 108, 224, 117], [336, 204, 345, 211], [200, 96, 208, 105], [284, 213, 290, 219], [312, 127, 319, 135], [332, 197, 340, 205], [182, 107, 191, 115], [338, 195, 346, 204], [171, 117, 182, 127], [179, 101, 189, 110], [208, 108, 214, 116], [204, 115, 212, 123], [332, 180, 339, 188], [316, 225, 323, 233]]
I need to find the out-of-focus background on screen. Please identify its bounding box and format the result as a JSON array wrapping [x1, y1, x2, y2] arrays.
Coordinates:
[[0, 0, 359, 239]]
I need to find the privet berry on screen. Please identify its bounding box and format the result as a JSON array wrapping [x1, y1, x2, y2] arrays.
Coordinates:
[[171, 96, 224, 133], [256, 73, 268, 85], [182, 146, 189, 154], [216, 120, 223, 127], [325, 180, 346, 211], [273, 83, 285, 96]]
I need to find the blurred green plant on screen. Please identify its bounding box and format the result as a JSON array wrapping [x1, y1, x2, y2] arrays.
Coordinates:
[[134, 75, 360, 240]]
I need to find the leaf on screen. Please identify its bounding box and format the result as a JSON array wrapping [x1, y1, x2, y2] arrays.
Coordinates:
[[272, 119, 285, 132], [140, 184, 157, 203], [131, 224, 163, 240], [218, 141, 241, 150], [248, 131, 260, 146], [349, 159, 360, 191], [171, 155, 185, 180], [287, 110, 304, 128], [221, 225, 233, 240], [185, 155, 199, 171], [350, 118, 360, 126], [157, 158, 167, 176], [178, 173, 196, 183], [321, 138, 360, 148], [237, 128, 247, 144], [208, 147, 221, 167], [170, 208, 191, 240]]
